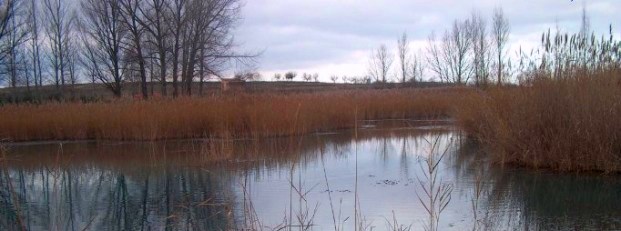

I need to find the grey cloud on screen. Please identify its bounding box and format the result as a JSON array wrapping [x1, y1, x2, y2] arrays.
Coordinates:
[[235, 0, 621, 78]]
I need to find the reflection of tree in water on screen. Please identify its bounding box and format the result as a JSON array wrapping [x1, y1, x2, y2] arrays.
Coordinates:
[[453, 138, 621, 230], [0, 165, 234, 230], [1, 122, 457, 230], [400, 138, 410, 177]]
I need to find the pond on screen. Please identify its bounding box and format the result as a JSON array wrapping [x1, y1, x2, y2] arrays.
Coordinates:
[[1, 121, 620, 230]]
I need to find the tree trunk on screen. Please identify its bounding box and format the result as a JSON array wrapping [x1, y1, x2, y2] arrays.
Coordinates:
[[150, 60, 155, 96], [199, 49, 205, 95], [172, 38, 180, 97], [159, 48, 167, 96]]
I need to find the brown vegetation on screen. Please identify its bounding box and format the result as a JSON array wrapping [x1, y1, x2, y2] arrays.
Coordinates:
[[0, 88, 466, 141], [456, 70, 621, 172]]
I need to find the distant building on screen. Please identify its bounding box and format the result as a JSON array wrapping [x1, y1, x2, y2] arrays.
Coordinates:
[[221, 78, 246, 92]]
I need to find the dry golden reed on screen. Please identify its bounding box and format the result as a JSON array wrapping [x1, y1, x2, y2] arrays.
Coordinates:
[[456, 70, 621, 172], [0, 88, 466, 142]]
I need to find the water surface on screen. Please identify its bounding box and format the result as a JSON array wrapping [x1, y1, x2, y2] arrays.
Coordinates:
[[1, 122, 620, 230]]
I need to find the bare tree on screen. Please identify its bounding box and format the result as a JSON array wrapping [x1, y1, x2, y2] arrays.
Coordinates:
[[175, 0, 249, 96], [0, 0, 252, 94], [397, 32, 409, 83], [368, 44, 393, 83], [198, 47, 206, 94], [273, 73, 281, 81], [0, 1, 22, 65], [469, 11, 491, 86], [66, 35, 80, 87], [426, 19, 472, 84], [445, 19, 473, 84], [0, 1, 16, 42], [426, 31, 449, 82], [492, 7, 510, 85], [285, 71, 296, 81], [119, 0, 149, 99], [330, 75, 338, 83], [42, 0, 75, 90], [302, 73, 312, 82], [233, 71, 260, 81], [181, 0, 210, 95], [168, 0, 186, 97], [79, 0, 128, 97], [409, 52, 424, 82], [27, 0, 43, 88], [0, 0, 29, 89], [138, 0, 170, 96]]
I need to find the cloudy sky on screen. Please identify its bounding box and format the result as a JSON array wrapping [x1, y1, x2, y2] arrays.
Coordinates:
[[234, 0, 621, 82]]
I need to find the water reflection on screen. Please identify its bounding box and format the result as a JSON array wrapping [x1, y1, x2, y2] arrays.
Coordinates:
[[0, 164, 233, 230], [453, 140, 621, 230], [1, 123, 620, 230]]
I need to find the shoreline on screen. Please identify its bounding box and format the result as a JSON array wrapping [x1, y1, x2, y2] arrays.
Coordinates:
[[1, 118, 456, 146]]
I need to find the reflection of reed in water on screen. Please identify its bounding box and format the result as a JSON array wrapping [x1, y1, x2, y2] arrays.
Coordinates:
[[1, 124, 457, 231], [453, 138, 621, 230], [0, 143, 236, 230], [4, 122, 451, 172], [1, 144, 27, 231], [220, 122, 451, 230]]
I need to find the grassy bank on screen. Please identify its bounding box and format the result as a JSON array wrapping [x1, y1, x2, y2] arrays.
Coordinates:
[[0, 88, 466, 141], [456, 70, 621, 172]]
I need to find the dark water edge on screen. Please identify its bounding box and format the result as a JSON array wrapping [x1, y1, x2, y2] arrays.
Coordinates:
[[1, 123, 620, 230]]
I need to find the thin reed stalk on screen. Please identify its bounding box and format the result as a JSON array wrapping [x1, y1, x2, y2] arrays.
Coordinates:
[[320, 147, 339, 231], [416, 135, 454, 231], [354, 107, 359, 231]]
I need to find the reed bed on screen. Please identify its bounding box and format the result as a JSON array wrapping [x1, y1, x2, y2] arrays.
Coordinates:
[[456, 70, 621, 172], [0, 88, 466, 141]]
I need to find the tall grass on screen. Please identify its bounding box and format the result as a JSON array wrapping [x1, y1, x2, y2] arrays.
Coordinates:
[[456, 25, 621, 173], [456, 70, 621, 172], [0, 88, 466, 141]]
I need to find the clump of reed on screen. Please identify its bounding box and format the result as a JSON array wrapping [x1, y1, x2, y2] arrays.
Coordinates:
[[457, 71, 621, 172], [456, 26, 621, 172], [0, 88, 466, 142]]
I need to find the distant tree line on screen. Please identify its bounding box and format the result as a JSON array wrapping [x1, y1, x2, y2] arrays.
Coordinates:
[[272, 72, 320, 82], [0, 0, 254, 99], [369, 7, 511, 86], [368, 6, 621, 86]]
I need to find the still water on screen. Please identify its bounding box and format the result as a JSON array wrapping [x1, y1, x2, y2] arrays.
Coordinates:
[[1, 122, 620, 230]]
